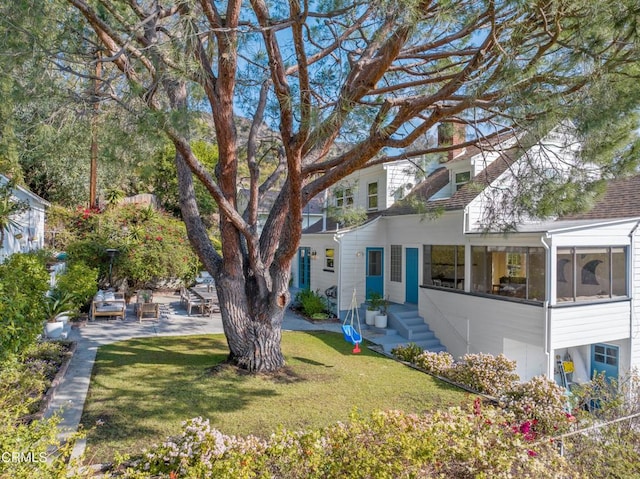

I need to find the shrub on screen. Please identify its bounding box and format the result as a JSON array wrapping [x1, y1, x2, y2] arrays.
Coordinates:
[[61, 204, 200, 288], [415, 351, 455, 376], [0, 345, 84, 478], [295, 289, 327, 317], [449, 353, 520, 396], [391, 343, 424, 363], [502, 375, 572, 435], [126, 407, 574, 479], [54, 261, 99, 312], [0, 253, 50, 361]]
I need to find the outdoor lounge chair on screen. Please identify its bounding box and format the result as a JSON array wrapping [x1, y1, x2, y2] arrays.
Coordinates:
[[91, 290, 126, 320]]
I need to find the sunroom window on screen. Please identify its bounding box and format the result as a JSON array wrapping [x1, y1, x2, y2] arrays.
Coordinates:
[[423, 245, 465, 289], [556, 247, 627, 302], [471, 246, 546, 301]]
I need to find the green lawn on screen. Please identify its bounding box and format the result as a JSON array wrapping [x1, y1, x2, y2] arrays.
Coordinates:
[[81, 332, 469, 463]]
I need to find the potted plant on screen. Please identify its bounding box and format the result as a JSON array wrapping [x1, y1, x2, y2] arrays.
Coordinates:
[[43, 291, 75, 339], [375, 297, 389, 328], [366, 291, 383, 325]]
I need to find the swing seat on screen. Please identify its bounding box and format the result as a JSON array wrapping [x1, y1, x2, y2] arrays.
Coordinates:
[[342, 324, 362, 345]]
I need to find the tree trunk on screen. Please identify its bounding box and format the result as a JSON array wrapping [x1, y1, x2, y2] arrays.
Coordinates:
[[215, 270, 289, 372]]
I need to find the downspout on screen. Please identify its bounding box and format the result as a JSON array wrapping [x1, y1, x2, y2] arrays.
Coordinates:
[[541, 233, 552, 379], [334, 231, 343, 319], [628, 220, 640, 381]]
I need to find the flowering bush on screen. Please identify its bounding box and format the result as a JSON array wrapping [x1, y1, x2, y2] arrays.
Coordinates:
[[449, 353, 520, 396], [502, 375, 572, 435], [414, 350, 454, 376], [122, 407, 574, 478], [60, 204, 200, 288]]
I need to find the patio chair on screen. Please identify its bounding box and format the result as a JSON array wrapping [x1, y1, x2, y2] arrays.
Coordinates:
[[137, 302, 159, 322], [186, 293, 205, 316]]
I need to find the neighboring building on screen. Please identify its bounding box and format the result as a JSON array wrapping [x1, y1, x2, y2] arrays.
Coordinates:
[[298, 124, 640, 386], [238, 189, 325, 234], [0, 175, 49, 262]]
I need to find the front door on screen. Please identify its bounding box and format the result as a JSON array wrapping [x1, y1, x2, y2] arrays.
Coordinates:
[[406, 248, 419, 304], [298, 247, 311, 290], [591, 343, 619, 382], [365, 247, 384, 299]]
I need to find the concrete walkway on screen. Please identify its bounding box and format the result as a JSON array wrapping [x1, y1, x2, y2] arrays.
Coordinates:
[[43, 291, 377, 459]]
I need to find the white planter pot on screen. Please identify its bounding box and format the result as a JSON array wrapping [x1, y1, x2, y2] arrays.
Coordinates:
[[365, 309, 378, 325], [374, 314, 388, 328], [44, 321, 64, 339], [56, 315, 70, 324]]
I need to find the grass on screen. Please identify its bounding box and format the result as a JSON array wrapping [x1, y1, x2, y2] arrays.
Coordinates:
[[81, 332, 469, 463]]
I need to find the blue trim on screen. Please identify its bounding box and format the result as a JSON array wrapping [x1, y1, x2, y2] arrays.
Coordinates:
[[405, 248, 419, 304]]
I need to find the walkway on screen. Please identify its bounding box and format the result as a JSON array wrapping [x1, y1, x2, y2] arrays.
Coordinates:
[[43, 291, 377, 460]]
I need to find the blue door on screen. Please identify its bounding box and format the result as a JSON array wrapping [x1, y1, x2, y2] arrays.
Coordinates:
[[591, 343, 619, 382], [406, 248, 419, 304], [365, 247, 384, 299], [298, 247, 311, 290]]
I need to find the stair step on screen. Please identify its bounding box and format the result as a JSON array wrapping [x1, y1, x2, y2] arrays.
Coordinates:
[[400, 316, 425, 326], [393, 310, 421, 319], [409, 331, 436, 342]]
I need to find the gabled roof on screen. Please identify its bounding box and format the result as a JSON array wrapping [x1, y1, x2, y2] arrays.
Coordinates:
[[560, 174, 640, 221], [383, 147, 520, 216], [0, 174, 49, 207]]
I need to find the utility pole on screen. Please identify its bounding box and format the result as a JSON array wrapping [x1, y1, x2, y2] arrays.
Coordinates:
[[89, 49, 101, 208]]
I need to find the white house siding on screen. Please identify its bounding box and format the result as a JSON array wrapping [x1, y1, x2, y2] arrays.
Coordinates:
[[383, 212, 464, 304], [383, 161, 415, 208], [331, 161, 414, 213], [300, 233, 340, 295], [550, 301, 631, 350], [336, 219, 385, 313], [419, 288, 546, 381], [0, 179, 48, 261]]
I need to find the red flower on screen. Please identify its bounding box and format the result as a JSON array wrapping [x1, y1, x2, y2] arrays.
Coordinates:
[[527, 449, 538, 457], [156, 236, 163, 241]]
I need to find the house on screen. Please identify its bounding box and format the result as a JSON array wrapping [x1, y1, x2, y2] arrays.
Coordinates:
[[0, 175, 49, 262], [295, 158, 419, 307], [298, 124, 640, 386]]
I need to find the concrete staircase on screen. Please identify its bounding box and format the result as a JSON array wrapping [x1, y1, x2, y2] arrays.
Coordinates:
[[359, 303, 447, 354]]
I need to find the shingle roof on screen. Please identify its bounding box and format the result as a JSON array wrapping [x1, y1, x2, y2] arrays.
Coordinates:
[[436, 148, 520, 211], [560, 174, 640, 221]]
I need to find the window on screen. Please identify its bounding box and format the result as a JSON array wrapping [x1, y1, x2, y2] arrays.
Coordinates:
[[454, 171, 471, 191], [335, 187, 354, 207], [367, 182, 378, 210], [594, 344, 618, 366], [471, 246, 546, 301], [390, 245, 402, 282], [367, 249, 382, 276], [556, 247, 627, 302], [423, 245, 464, 289], [325, 248, 335, 270]]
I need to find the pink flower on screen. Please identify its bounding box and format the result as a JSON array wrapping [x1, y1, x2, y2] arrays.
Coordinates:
[[527, 449, 538, 457]]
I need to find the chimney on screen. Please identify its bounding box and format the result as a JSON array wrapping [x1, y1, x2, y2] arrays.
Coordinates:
[[437, 122, 466, 161]]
